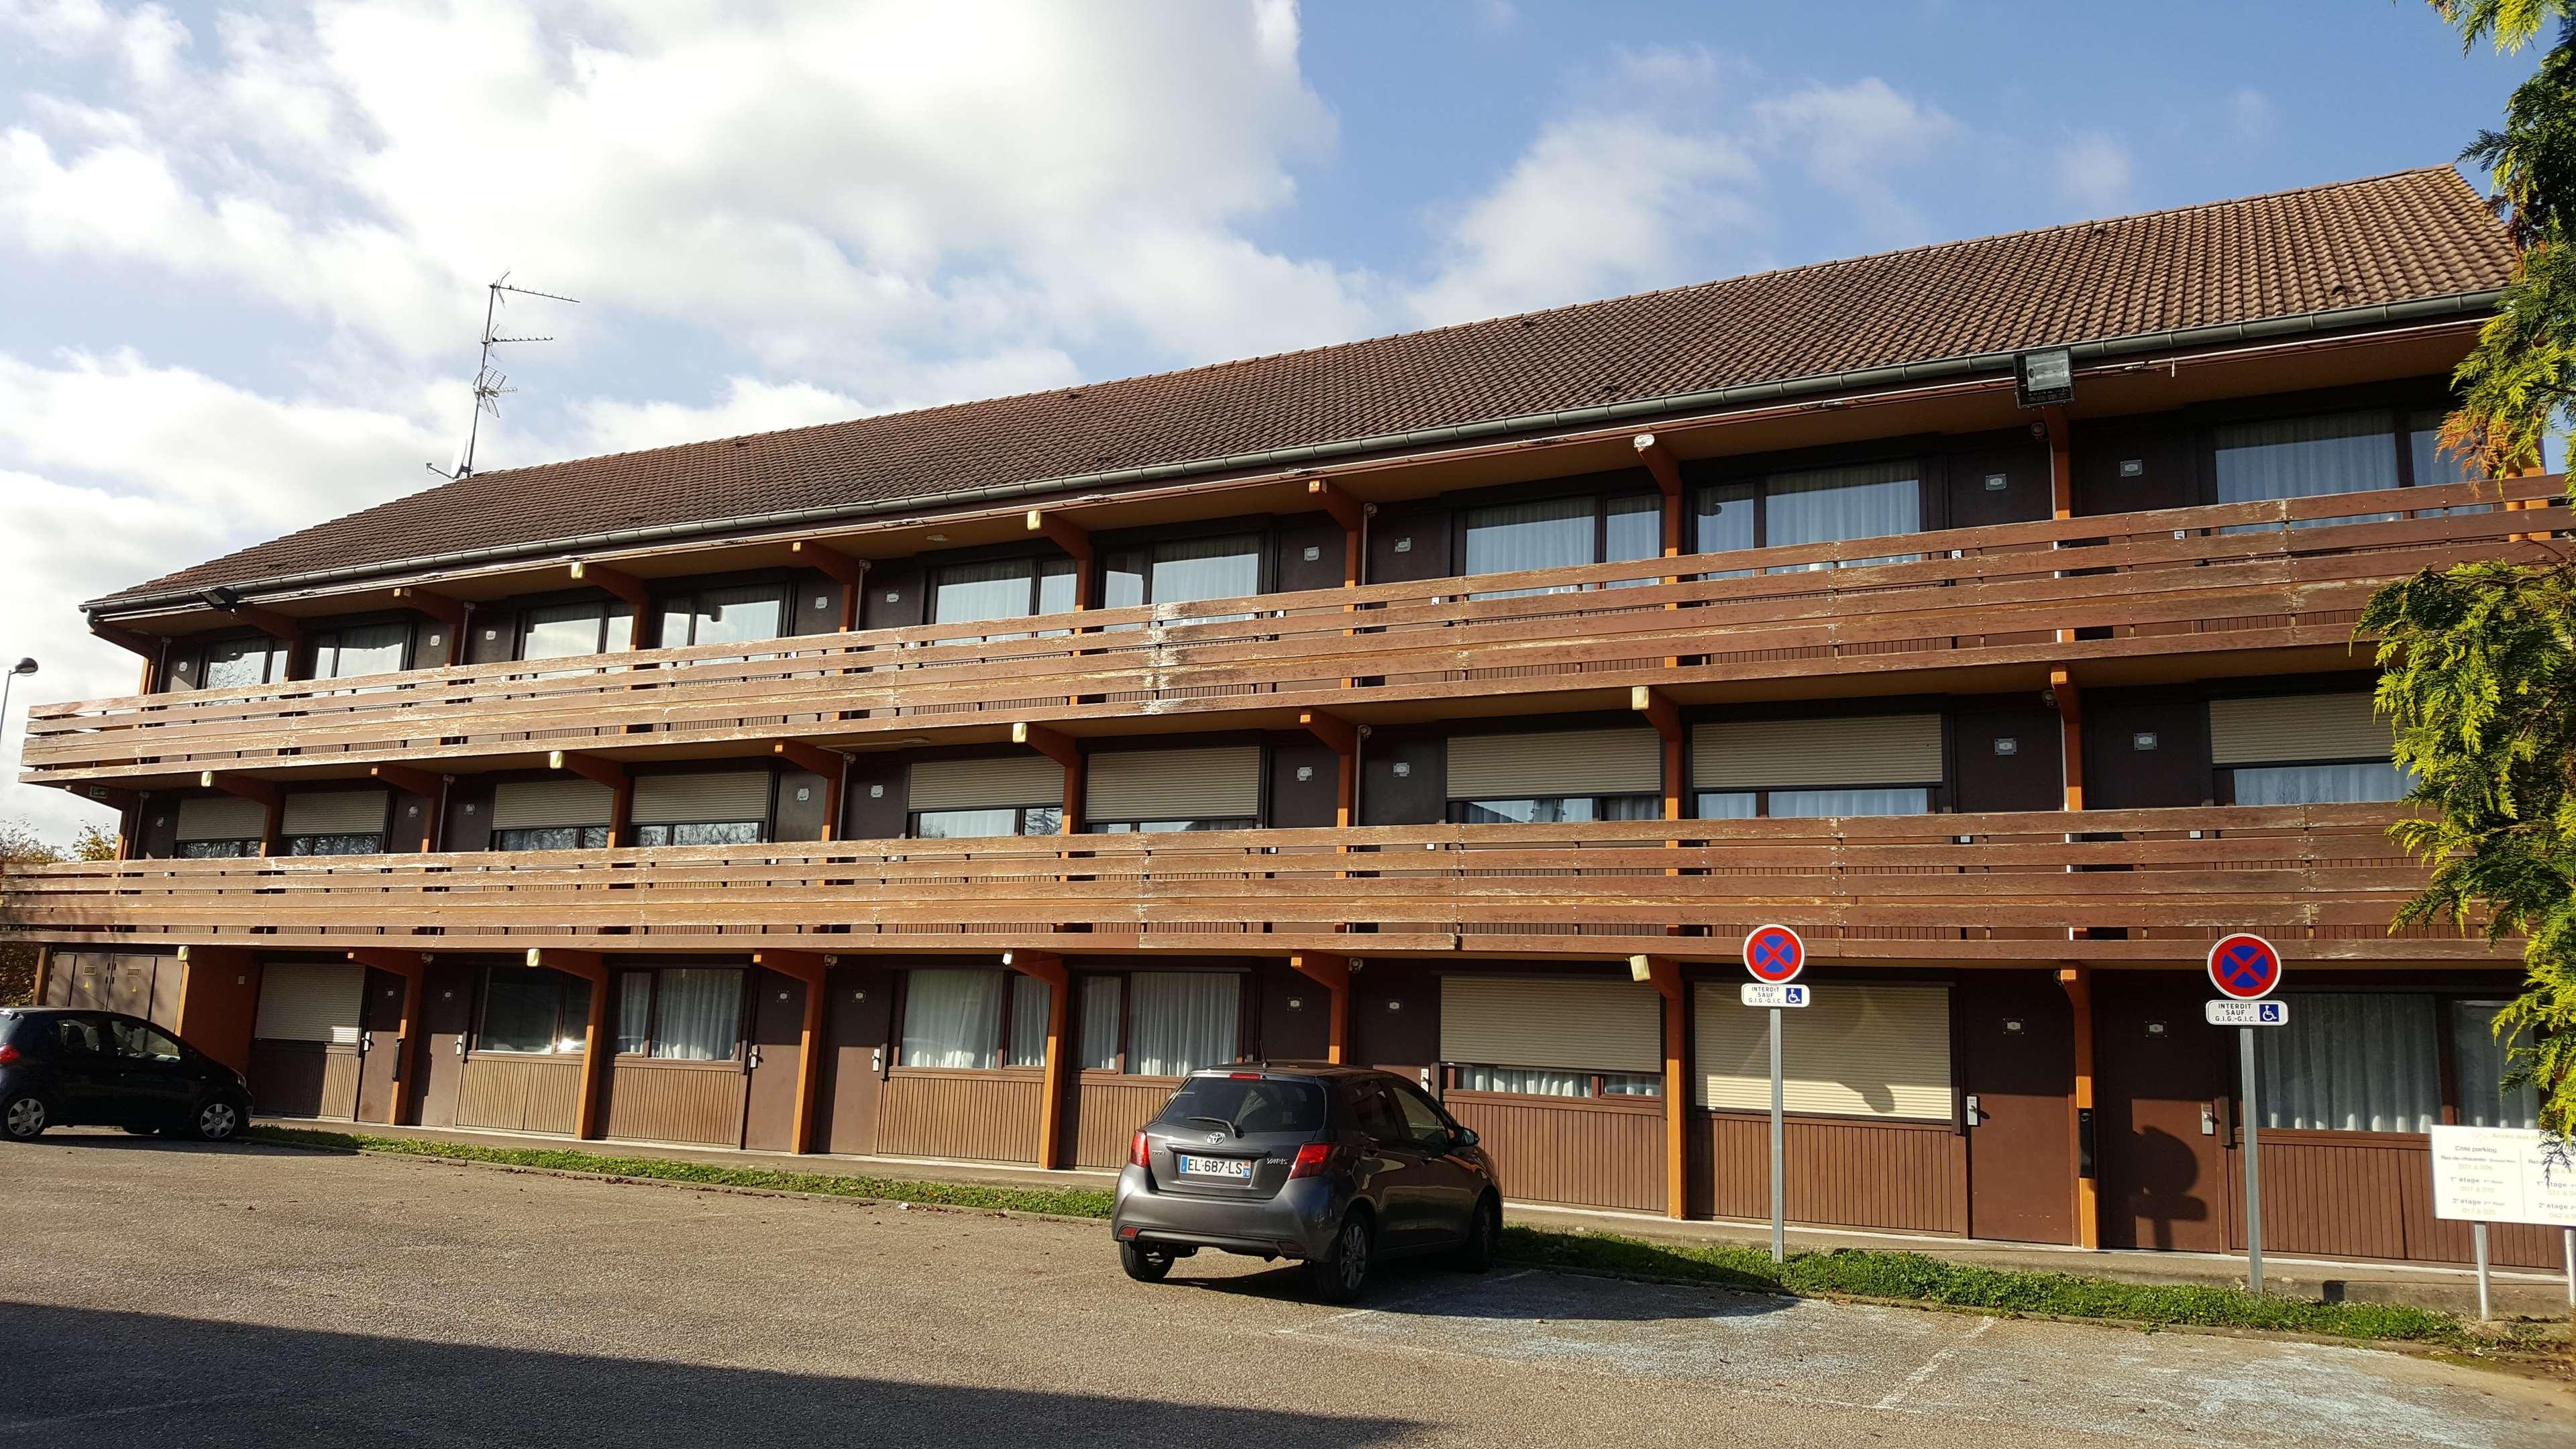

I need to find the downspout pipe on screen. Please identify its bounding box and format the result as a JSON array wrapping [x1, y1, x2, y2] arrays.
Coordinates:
[[87, 290, 2501, 620]]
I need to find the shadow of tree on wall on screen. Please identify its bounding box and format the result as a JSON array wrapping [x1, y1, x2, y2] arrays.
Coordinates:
[[0, 1301, 1421, 1449]]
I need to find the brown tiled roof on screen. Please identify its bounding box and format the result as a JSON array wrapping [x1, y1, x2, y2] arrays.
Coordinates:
[[97, 166, 2512, 610]]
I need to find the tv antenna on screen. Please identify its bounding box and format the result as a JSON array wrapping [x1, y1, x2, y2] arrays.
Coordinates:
[[429, 272, 580, 481]]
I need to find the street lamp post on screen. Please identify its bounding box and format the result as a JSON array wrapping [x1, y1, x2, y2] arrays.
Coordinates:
[[1, 657, 38, 769]]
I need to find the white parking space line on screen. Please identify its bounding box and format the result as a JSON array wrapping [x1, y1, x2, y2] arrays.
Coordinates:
[[0, 1390, 271, 1436], [1873, 1315, 1996, 1411]]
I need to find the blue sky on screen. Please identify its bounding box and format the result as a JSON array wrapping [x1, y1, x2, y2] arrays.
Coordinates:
[[0, 1, 2538, 840]]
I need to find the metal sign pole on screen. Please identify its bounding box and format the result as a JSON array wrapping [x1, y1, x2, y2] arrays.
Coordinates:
[[2473, 1223, 2492, 1320], [2240, 1025, 2263, 1295], [1769, 1004, 1786, 1264], [2565, 1227, 2573, 1308]]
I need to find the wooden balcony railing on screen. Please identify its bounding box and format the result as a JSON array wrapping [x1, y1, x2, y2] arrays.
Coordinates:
[[0, 804, 2500, 965], [23, 478, 2566, 788]]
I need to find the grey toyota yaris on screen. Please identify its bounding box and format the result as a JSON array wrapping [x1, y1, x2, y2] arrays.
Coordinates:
[[1110, 1061, 1501, 1302]]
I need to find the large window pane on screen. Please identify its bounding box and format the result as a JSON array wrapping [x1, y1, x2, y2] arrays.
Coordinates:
[[631, 820, 765, 847], [1462, 1065, 1586, 1096], [1465, 497, 1593, 596], [286, 833, 384, 856], [2216, 411, 2401, 529], [683, 586, 786, 648], [1126, 972, 1239, 1076], [1693, 482, 1757, 579], [2231, 761, 2410, 806], [1151, 535, 1260, 610], [318, 623, 408, 679], [522, 603, 608, 661], [934, 560, 1037, 626], [201, 637, 280, 690], [1764, 462, 1921, 569], [1460, 797, 1597, 824], [1695, 791, 1758, 820], [901, 968, 1002, 1069], [179, 839, 259, 859], [1007, 975, 1053, 1069], [492, 825, 611, 852], [615, 973, 653, 1055], [651, 969, 742, 1061], [914, 808, 1022, 839], [1768, 788, 1929, 818], [1603, 495, 1662, 588], [2449, 1000, 2541, 1130], [1079, 975, 1124, 1071], [480, 967, 567, 1054], [2257, 992, 2439, 1132]]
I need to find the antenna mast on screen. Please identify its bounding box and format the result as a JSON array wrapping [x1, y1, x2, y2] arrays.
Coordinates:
[[429, 272, 580, 481]]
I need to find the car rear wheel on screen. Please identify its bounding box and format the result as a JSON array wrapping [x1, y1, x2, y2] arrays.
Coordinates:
[[1119, 1240, 1176, 1283], [189, 1097, 246, 1143], [1454, 1194, 1501, 1273], [1305, 1212, 1373, 1304], [1, 1093, 48, 1142]]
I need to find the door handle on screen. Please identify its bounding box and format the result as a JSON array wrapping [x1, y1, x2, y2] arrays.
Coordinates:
[[2200, 1105, 2218, 1136], [871, 1046, 884, 1075], [745, 1046, 762, 1073], [1964, 1093, 1982, 1128]]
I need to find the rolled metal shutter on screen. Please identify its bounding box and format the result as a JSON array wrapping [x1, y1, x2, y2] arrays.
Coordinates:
[[1084, 745, 1261, 822], [174, 794, 266, 842], [2208, 693, 2389, 764], [492, 779, 616, 830], [1439, 975, 1660, 1073], [910, 755, 1065, 811], [254, 961, 364, 1045], [1444, 729, 1661, 800], [631, 770, 773, 825], [1693, 714, 1942, 788], [280, 790, 388, 837], [1692, 981, 1951, 1119]]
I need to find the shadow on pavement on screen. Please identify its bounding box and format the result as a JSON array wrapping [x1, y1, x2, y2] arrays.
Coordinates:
[[0, 1301, 1422, 1449], [1174, 1254, 1787, 1324], [27, 1128, 330, 1159]]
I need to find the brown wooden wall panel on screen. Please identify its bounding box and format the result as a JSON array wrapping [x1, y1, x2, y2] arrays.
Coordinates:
[[1071, 1077, 1179, 1169], [1443, 1093, 1663, 1212], [248, 1040, 333, 1119], [876, 1070, 1042, 1164], [2222, 1132, 2567, 1271], [600, 1060, 747, 1147], [455, 1054, 585, 1136], [1690, 1110, 1967, 1235]]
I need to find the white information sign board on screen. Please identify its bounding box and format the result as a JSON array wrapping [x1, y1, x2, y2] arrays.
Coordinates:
[[2430, 1126, 2576, 1228], [1739, 983, 1810, 1009], [2204, 1000, 2290, 1028]]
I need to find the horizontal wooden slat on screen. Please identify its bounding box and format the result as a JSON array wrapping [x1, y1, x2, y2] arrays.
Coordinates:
[[19, 479, 2563, 790]]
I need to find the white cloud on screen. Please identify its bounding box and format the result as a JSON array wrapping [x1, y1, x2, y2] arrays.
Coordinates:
[[1754, 78, 1963, 241], [2053, 130, 2134, 213], [2226, 87, 2275, 144]]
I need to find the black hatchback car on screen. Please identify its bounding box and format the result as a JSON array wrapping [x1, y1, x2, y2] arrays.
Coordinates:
[[1111, 1063, 1501, 1302], [0, 1007, 254, 1143]]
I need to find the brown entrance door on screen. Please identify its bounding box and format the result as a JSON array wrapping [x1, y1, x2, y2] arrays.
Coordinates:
[[1352, 976, 1441, 1096], [741, 968, 807, 1152], [411, 963, 475, 1129], [1962, 975, 2076, 1244], [355, 968, 409, 1124], [2094, 973, 2227, 1252], [823, 963, 891, 1155]]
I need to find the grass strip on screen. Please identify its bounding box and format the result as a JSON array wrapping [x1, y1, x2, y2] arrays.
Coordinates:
[[253, 1126, 2488, 1346]]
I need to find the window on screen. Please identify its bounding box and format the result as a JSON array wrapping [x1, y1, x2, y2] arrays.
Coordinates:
[[520, 600, 633, 661], [2210, 694, 2407, 805], [1079, 975, 1124, 1071], [280, 790, 388, 856], [2449, 1000, 2541, 1130], [898, 967, 1051, 1071], [912, 806, 1062, 839], [1440, 976, 1662, 1099], [610, 967, 744, 1061], [1454, 796, 1661, 824], [476, 967, 594, 1055], [168, 634, 290, 693], [1153, 1075, 1326, 1134], [180, 838, 263, 860], [311, 622, 409, 680], [1462, 494, 1662, 597], [494, 825, 612, 852], [1389, 1083, 1454, 1147], [1092, 817, 1258, 833], [109, 1019, 183, 1063], [1690, 715, 1942, 820], [1076, 971, 1242, 1076], [2256, 993, 2440, 1133], [657, 584, 787, 649], [1458, 1065, 1661, 1097], [1694, 981, 1951, 1119], [1693, 787, 1931, 818], [1104, 534, 1263, 620], [286, 833, 386, 856], [2228, 762, 2410, 806], [1692, 461, 1923, 573], [490, 779, 616, 851], [932, 557, 1077, 630], [1082, 745, 1263, 834], [174, 794, 267, 859], [628, 767, 775, 849], [2214, 411, 2400, 529], [54, 1016, 105, 1055]]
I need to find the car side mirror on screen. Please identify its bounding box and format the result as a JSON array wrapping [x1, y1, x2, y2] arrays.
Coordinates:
[[1452, 1126, 1479, 1149]]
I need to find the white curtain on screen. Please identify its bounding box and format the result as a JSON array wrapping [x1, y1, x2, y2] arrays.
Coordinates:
[[1602, 495, 1662, 588], [2407, 409, 2492, 517], [2231, 762, 2409, 806], [1768, 787, 1929, 818], [1008, 975, 1053, 1069], [320, 623, 408, 678], [932, 560, 1034, 625], [1151, 535, 1261, 614], [1696, 791, 1758, 819], [615, 973, 652, 1055], [1764, 461, 1921, 570], [2258, 993, 2440, 1132], [1694, 482, 1757, 579], [1466, 497, 1593, 597], [1462, 1065, 1586, 1096], [688, 585, 786, 647], [902, 969, 1002, 1069], [2215, 411, 2400, 529], [2449, 1000, 2541, 1130], [1126, 973, 1240, 1077], [651, 969, 743, 1061], [1079, 975, 1124, 1070], [914, 808, 1020, 839]]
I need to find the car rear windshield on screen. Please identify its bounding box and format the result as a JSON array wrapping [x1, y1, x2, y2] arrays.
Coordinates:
[[1155, 1076, 1327, 1136]]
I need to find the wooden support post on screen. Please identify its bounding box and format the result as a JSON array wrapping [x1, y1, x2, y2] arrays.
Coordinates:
[[2042, 405, 2072, 521], [1024, 511, 1094, 610], [1004, 950, 1071, 1167], [529, 948, 609, 1139], [348, 949, 427, 1127], [1287, 952, 1350, 1065], [1298, 710, 1359, 829], [174, 945, 260, 1077], [1306, 480, 1366, 588], [1630, 686, 1684, 823], [31, 945, 54, 1008], [773, 741, 847, 841], [751, 951, 833, 1155], [1629, 954, 1690, 1220], [568, 561, 652, 642], [1633, 433, 1686, 559], [1012, 722, 1083, 832], [2049, 669, 2084, 813], [548, 750, 630, 845], [2057, 965, 2099, 1249], [790, 541, 870, 631]]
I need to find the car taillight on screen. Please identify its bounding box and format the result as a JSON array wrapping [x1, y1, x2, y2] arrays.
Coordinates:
[[0, 1044, 17, 1067], [1130, 1130, 1150, 1168], [1287, 1142, 1334, 1179]]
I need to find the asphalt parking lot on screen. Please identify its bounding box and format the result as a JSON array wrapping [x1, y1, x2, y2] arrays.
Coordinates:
[[1, 1132, 2567, 1448]]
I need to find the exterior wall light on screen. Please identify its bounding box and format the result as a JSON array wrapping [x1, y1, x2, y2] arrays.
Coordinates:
[[2015, 347, 2074, 408]]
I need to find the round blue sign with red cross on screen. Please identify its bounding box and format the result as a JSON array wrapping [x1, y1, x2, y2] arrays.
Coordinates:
[[1743, 924, 1807, 985], [2207, 932, 2284, 1001]]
